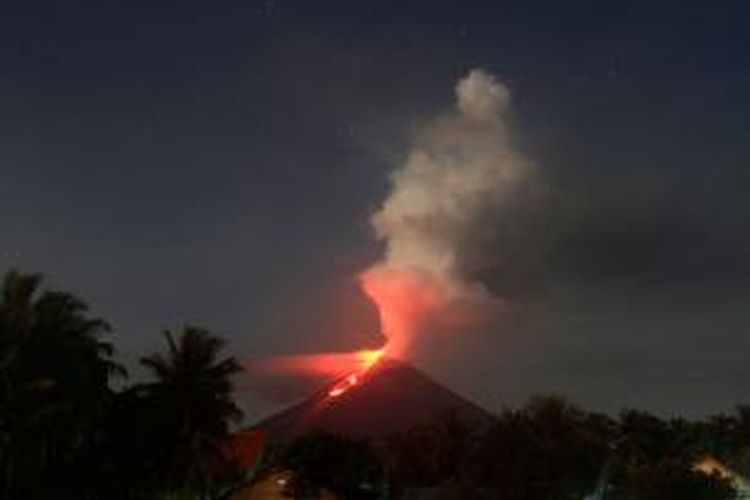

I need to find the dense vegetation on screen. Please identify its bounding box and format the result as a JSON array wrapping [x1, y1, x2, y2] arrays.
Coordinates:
[[1, 270, 748, 499], [0, 271, 242, 499], [276, 399, 746, 499]]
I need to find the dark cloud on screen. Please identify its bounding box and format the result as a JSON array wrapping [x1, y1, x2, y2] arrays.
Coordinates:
[[555, 196, 750, 288], [474, 168, 750, 299]]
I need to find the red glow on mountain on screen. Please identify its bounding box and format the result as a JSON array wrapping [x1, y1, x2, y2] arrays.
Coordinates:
[[255, 357, 495, 443], [246, 268, 476, 399], [328, 374, 359, 398], [327, 349, 384, 398], [245, 266, 491, 403]]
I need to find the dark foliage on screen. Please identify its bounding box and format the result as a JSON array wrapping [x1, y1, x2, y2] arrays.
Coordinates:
[[380, 396, 738, 499], [279, 431, 384, 499], [0, 270, 124, 499], [138, 327, 243, 496], [0, 271, 243, 499]]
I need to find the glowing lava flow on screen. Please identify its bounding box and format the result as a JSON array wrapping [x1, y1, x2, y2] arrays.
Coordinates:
[[324, 267, 450, 401], [327, 348, 384, 398]]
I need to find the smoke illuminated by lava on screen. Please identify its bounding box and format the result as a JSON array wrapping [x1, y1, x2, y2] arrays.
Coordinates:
[[246, 348, 384, 399], [251, 348, 384, 380], [361, 68, 535, 358]]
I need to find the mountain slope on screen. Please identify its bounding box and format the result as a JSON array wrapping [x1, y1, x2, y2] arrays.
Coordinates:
[[254, 357, 494, 443]]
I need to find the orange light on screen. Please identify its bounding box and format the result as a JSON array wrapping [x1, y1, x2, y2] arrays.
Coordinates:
[[328, 375, 358, 398], [328, 386, 346, 397], [357, 348, 384, 369], [359, 266, 448, 359], [327, 348, 385, 399]]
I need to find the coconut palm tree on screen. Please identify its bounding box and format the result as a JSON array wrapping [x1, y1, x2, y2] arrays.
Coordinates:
[[140, 326, 242, 497], [0, 270, 124, 498]]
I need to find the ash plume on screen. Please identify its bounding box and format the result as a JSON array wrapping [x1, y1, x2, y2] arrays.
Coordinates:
[[361, 69, 542, 356]]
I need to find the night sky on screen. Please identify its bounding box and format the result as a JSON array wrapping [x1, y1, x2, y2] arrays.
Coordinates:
[[1, 0, 750, 420]]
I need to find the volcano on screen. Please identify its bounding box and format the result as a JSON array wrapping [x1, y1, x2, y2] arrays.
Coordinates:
[[254, 357, 494, 443]]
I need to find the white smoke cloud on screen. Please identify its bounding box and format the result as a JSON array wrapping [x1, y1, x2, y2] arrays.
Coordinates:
[[368, 69, 537, 303]]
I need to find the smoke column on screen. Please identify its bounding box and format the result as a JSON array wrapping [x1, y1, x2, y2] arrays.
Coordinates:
[[242, 69, 539, 400], [360, 69, 537, 357]]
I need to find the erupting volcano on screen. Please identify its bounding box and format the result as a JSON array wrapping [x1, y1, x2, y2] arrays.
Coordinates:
[[251, 68, 538, 419]]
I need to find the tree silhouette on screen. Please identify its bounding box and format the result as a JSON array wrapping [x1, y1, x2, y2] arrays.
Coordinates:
[[280, 431, 384, 499], [385, 409, 480, 491], [470, 396, 611, 499], [0, 270, 124, 498], [140, 326, 243, 497]]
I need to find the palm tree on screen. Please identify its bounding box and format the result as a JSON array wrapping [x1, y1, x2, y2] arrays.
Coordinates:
[[0, 270, 124, 498], [140, 326, 242, 496]]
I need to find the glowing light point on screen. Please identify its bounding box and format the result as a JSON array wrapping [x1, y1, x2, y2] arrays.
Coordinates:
[[328, 386, 346, 398], [326, 347, 385, 399], [358, 348, 385, 369], [327, 376, 357, 398]]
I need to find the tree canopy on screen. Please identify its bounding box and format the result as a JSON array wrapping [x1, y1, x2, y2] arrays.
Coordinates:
[[0, 271, 243, 499]]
